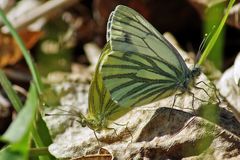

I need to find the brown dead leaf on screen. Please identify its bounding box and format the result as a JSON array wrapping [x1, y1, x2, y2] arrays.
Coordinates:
[[0, 30, 43, 67]]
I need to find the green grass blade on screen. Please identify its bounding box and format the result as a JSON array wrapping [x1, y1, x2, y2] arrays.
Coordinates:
[[0, 9, 43, 94], [32, 112, 53, 147], [1, 83, 38, 143], [198, 0, 235, 65], [0, 8, 54, 159], [203, 2, 225, 69], [31, 114, 55, 160], [0, 145, 28, 160], [0, 70, 23, 112], [0, 132, 31, 160]]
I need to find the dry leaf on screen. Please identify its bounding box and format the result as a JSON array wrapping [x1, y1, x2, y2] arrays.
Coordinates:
[[0, 30, 43, 67], [217, 52, 240, 122], [234, 52, 240, 86]]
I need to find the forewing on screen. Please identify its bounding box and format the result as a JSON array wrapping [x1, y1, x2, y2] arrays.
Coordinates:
[[102, 5, 190, 108]]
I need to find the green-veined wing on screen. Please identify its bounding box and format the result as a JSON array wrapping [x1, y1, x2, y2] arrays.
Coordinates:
[[101, 5, 200, 108], [86, 42, 132, 131], [45, 43, 132, 132]]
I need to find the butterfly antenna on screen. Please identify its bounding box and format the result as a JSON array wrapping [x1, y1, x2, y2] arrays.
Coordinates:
[[194, 25, 216, 66], [45, 108, 89, 129], [44, 107, 87, 120], [45, 113, 79, 117], [56, 108, 77, 115]]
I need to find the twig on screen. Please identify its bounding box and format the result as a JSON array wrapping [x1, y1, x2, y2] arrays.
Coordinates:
[[2, 0, 79, 31]]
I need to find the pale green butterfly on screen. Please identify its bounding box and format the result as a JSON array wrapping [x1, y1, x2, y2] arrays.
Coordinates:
[[49, 43, 132, 135], [100, 5, 203, 109], [45, 43, 132, 143]]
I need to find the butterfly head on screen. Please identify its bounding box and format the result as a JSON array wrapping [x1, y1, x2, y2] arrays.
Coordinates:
[[190, 66, 201, 79], [77, 118, 87, 127], [191, 67, 201, 79], [83, 116, 108, 132], [76, 113, 101, 131]]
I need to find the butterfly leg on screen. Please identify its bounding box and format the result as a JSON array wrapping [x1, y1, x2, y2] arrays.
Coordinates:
[[195, 81, 221, 104], [168, 92, 185, 120], [105, 127, 119, 139], [113, 122, 133, 142], [188, 91, 214, 114], [196, 81, 214, 89], [188, 91, 197, 114], [193, 85, 211, 99], [93, 131, 101, 146], [105, 127, 130, 143], [123, 122, 133, 142], [171, 92, 185, 108], [188, 91, 209, 103]]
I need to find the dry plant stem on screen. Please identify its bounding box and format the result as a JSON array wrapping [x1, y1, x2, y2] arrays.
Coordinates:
[[1, 0, 79, 31]]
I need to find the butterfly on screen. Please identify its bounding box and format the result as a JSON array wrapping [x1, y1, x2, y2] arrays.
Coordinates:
[[44, 44, 131, 143], [46, 5, 205, 136], [44, 43, 133, 142], [100, 5, 205, 109]]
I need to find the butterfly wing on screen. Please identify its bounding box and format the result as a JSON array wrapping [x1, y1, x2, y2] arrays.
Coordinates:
[[88, 43, 132, 123], [101, 5, 191, 108]]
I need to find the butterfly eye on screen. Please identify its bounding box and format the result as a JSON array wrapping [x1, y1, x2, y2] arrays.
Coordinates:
[[81, 119, 87, 127], [191, 67, 201, 77]]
